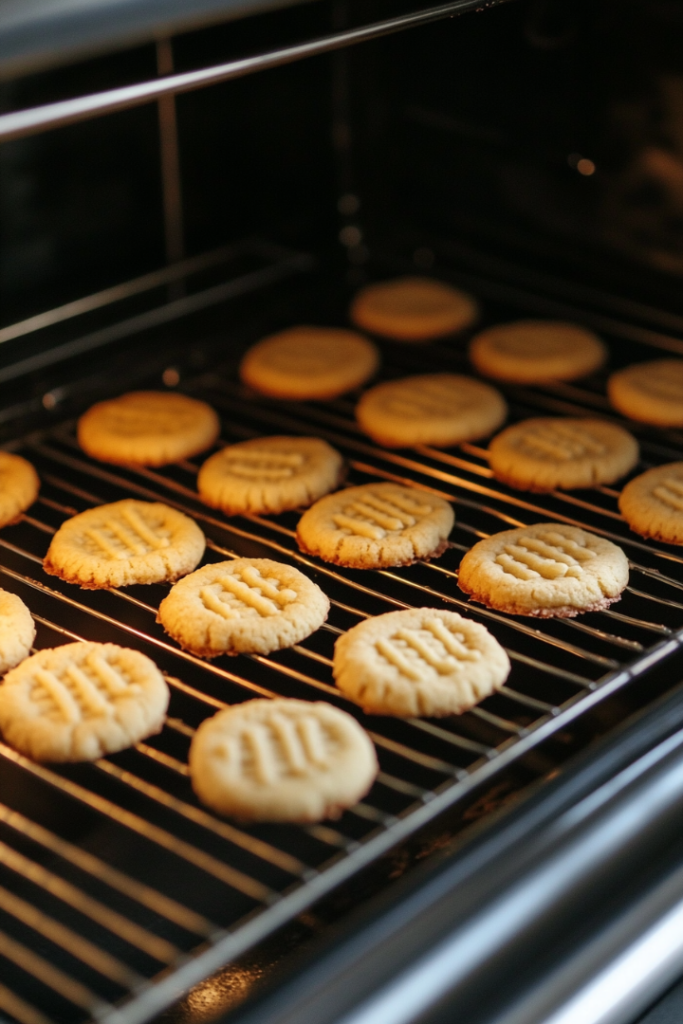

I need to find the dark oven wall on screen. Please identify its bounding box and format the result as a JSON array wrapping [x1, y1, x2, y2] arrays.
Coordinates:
[[343, 0, 683, 311]]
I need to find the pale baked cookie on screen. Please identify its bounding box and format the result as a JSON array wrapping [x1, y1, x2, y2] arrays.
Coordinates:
[[44, 499, 205, 589], [197, 436, 345, 516], [0, 591, 35, 675], [296, 481, 454, 568], [457, 522, 629, 618], [333, 608, 510, 717], [78, 391, 220, 466], [0, 642, 169, 762], [239, 326, 379, 400], [0, 452, 40, 527], [350, 276, 479, 341], [469, 320, 607, 383], [157, 558, 329, 658], [608, 359, 683, 427], [488, 417, 639, 492], [189, 698, 378, 822], [356, 373, 507, 448], [619, 462, 683, 544]]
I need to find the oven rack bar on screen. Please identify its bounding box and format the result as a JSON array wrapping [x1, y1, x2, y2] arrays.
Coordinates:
[[1, 408, 682, 1023], [0, 0, 508, 144]]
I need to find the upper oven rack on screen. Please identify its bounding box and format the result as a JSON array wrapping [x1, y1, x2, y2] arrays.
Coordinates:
[[0, 0, 506, 140], [1, 243, 683, 1023]]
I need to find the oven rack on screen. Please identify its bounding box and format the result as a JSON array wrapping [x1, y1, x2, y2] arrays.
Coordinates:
[[1, 246, 683, 1023], [0, 371, 682, 1023]]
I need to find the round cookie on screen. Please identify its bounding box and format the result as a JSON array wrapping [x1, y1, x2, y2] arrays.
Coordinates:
[[488, 417, 639, 492], [0, 642, 169, 762], [0, 452, 40, 527], [350, 276, 479, 341], [198, 436, 345, 516], [356, 373, 507, 448], [157, 558, 329, 658], [608, 359, 683, 427], [296, 481, 454, 569], [469, 320, 607, 382], [457, 522, 629, 618], [189, 699, 378, 823], [619, 461, 683, 544], [333, 608, 510, 717], [0, 590, 35, 675], [239, 326, 379, 400], [78, 391, 220, 467], [43, 499, 205, 590]]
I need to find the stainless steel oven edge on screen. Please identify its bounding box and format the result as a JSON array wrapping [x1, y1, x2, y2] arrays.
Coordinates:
[[226, 680, 683, 1024]]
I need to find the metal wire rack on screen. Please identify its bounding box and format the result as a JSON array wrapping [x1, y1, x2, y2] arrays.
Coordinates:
[[1, 247, 683, 1024]]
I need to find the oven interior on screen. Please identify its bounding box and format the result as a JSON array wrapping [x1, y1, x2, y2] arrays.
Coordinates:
[[3, 2, 683, 1023]]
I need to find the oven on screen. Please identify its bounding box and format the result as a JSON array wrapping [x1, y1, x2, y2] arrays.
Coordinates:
[[2, 2, 683, 1023]]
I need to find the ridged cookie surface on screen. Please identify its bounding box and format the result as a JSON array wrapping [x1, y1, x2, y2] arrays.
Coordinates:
[[240, 326, 379, 400], [608, 359, 683, 427], [619, 462, 683, 544], [78, 391, 220, 466], [297, 482, 454, 568], [458, 522, 628, 618], [0, 452, 39, 527], [44, 499, 205, 589], [157, 558, 329, 657], [470, 320, 607, 382], [488, 417, 639, 491], [198, 436, 344, 515], [333, 608, 510, 717], [0, 642, 169, 762], [189, 699, 378, 822], [350, 276, 479, 341], [356, 373, 507, 448]]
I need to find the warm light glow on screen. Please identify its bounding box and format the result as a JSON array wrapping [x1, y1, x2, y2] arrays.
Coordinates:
[[577, 158, 596, 176], [162, 367, 180, 386]]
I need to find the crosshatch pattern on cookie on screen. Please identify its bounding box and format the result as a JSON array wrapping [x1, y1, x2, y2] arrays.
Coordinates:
[[219, 449, 306, 480], [198, 564, 298, 620], [29, 650, 144, 724], [356, 373, 507, 448], [332, 488, 435, 540], [157, 558, 330, 657], [495, 530, 597, 581], [513, 422, 608, 461], [189, 699, 378, 821], [209, 707, 346, 785], [83, 503, 172, 558], [333, 608, 510, 717], [457, 523, 629, 618], [0, 643, 170, 762], [375, 618, 482, 681], [44, 499, 205, 589], [652, 477, 683, 511]]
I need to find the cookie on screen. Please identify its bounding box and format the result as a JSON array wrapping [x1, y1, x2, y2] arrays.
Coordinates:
[[0, 642, 169, 762], [0, 590, 35, 675], [157, 557, 329, 658], [189, 699, 378, 822], [78, 391, 220, 466], [356, 373, 507, 448], [197, 436, 345, 516], [619, 461, 683, 544], [44, 499, 205, 590], [333, 608, 510, 717], [488, 417, 639, 491], [607, 359, 683, 427], [457, 522, 629, 618], [350, 276, 479, 341], [239, 326, 379, 400], [469, 320, 607, 383], [296, 481, 454, 569], [0, 452, 40, 527]]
